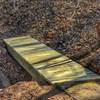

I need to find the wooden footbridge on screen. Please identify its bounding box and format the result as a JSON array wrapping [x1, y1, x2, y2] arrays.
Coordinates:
[[3, 36, 100, 97]]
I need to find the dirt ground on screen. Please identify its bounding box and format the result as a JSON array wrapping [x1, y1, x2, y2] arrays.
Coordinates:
[[0, 0, 100, 100], [0, 81, 74, 100]]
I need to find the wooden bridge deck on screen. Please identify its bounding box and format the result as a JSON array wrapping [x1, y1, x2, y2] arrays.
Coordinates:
[[3, 36, 100, 92]]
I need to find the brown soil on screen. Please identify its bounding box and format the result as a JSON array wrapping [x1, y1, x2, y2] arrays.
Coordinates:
[[0, 81, 73, 100]]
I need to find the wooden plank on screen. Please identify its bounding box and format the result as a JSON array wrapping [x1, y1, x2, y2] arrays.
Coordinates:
[[65, 81, 100, 100], [3, 36, 100, 90]]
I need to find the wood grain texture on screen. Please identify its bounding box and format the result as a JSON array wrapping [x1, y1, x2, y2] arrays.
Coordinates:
[[3, 36, 100, 90]]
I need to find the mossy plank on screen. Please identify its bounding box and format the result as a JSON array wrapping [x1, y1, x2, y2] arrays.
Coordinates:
[[7, 45, 46, 83], [3, 36, 100, 91], [65, 81, 100, 100]]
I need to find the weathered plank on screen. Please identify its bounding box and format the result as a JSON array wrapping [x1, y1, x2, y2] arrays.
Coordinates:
[[3, 36, 100, 90], [66, 81, 100, 100]]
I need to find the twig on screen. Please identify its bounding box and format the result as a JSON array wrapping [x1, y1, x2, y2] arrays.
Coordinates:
[[68, 0, 80, 20]]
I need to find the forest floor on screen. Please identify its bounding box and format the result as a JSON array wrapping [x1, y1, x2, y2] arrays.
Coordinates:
[[0, 0, 100, 100]]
